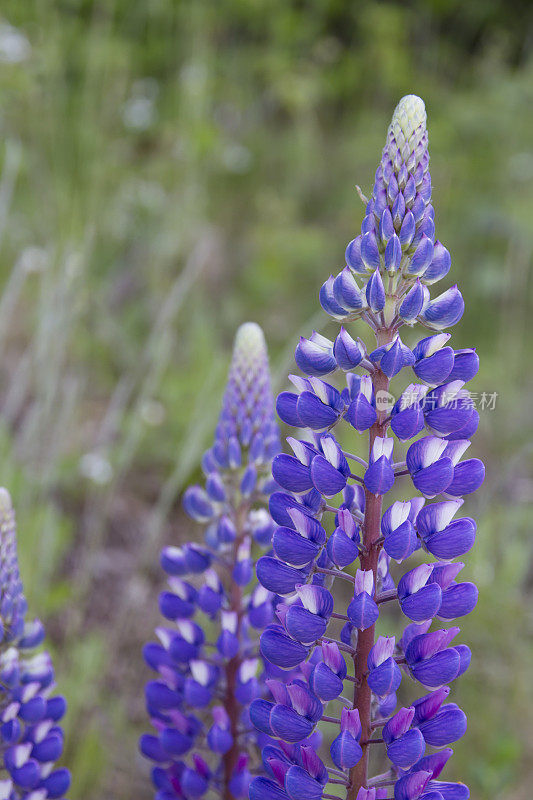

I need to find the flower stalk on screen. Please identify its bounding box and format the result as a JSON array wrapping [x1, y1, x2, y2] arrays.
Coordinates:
[[350, 327, 395, 797], [251, 96, 484, 800], [140, 323, 283, 799], [0, 489, 70, 799]]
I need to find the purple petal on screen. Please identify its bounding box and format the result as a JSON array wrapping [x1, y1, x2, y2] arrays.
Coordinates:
[[310, 455, 347, 497], [250, 777, 290, 800], [399, 279, 425, 321], [400, 584, 442, 623], [413, 348, 455, 385], [429, 782, 469, 800], [277, 392, 302, 427], [423, 518, 476, 560], [330, 731, 362, 769], [366, 268, 386, 311], [364, 457, 395, 495], [408, 235, 434, 276], [285, 606, 328, 645], [345, 236, 366, 273], [347, 592, 380, 630], [345, 394, 378, 432], [272, 455, 313, 494], [320, 275, 349, 318], [423, 240, 451, 284], [412, 460, 454, 498], [412, 687, 450, 724], [387, 728, 426, 769], [273, 527, 320, 567], [437, 582, 478, 620], [361, 232, 381, 270], [256, 557, 306, 595], [327, 528, 360, 568], [285, 765, 324, 800], [295, 336, 337, 377], [444, 459, 485, 497], [418, 704, 467, 746], [333, 269, 364, 312], [420, 286, 465, 330], [270, 705, 315, 743], [309, 663, 344, 701], [368, 657, 402, 697], [448, 349, 479, 382], [334, 327, 364, 370], [297, 392, 338, 431], [411, 650, 461, 689], [260, 626, 309, 670], [394, 770, 432, 800]]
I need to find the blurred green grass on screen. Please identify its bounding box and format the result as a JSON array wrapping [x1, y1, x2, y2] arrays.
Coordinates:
[[0, 1, 530, 798]]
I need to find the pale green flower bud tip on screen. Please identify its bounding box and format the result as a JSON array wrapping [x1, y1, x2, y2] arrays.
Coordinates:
[[234, 322, 266, 357], [390, 94, 427, 140], [0, 487, 13, 515]]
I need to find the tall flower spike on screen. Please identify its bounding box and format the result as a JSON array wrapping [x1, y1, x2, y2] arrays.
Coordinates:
[[253, 96, 483, 800], [140, 323, 285, 799], [0, 489, 70, 799]]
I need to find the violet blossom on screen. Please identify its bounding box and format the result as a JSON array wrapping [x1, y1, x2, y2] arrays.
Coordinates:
[[251, 95, 483, 800], [140, 323, 286, 798], [0, 488, 70, 799]]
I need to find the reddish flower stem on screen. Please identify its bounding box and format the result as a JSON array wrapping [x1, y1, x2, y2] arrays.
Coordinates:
[[222, 503, 248, 800], [347, 328, 394, 799]]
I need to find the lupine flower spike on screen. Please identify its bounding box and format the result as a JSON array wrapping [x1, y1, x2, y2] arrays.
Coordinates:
[[0, 488, 70, 799], [252, 96, 483, 800], [140, 323, 285, 799]]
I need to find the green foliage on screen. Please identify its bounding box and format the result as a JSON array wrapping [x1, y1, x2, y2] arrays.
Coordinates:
[[0, 1, 530, 797]]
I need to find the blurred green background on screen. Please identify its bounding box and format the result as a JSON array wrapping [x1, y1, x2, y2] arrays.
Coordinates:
[[0, 1, 531, 797]]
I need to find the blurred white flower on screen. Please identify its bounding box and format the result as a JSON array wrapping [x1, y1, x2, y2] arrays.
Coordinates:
[[79, 452, 113, 485], [180, 62, 208, 95], [0, 22, 31, 63], [140, 400, 165, 426], [122, 79, 159, 131], [508, 152, 533, 182], [222, 143, 252, 174], [16, 246, 49, 274]]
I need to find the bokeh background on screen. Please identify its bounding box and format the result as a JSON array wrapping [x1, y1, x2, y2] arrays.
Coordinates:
[[0, 1, 531, 798]]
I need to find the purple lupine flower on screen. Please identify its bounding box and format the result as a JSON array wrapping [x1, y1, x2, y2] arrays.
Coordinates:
[[140, 323, 284, 798], [252, 96, 483, 800], [0, 489, 70, 799]]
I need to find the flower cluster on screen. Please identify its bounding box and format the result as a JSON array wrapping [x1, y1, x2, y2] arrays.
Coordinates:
[[0, 488, 70, 799], [251, 96, 484, 800], [140, 322, 284, 798]]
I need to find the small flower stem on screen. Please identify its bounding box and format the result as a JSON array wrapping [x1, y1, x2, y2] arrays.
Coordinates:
[[322, 715, 341, 725], [344, 674, 361, 685], [315, 566, 355, 583], [345, 452, 368, 467], [348, 327, 394, 800], [371, 717, 391, 729], [329, 767, 349, 778], [320, 637, 356, 655], [375, 589, 397, 604], [338, 695, 353, 706], [367, 770, 393, 785]]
